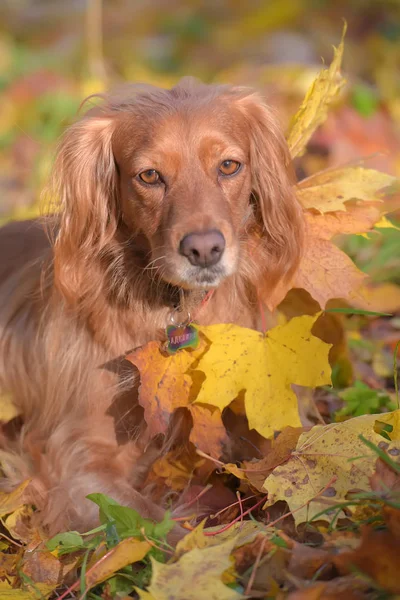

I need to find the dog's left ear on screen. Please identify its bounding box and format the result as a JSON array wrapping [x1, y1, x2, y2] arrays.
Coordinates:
[[238, 93, 304, 295]]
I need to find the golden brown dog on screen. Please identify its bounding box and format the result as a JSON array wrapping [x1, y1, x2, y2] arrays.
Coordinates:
[[0, 79, 303, 535]]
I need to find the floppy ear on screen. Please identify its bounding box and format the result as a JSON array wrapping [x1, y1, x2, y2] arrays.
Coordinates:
[[239, 93, 304, 301], [48, 112, 119, 303]]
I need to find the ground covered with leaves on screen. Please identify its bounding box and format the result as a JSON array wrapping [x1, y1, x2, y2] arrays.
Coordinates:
[[1, 13, 400, 600]]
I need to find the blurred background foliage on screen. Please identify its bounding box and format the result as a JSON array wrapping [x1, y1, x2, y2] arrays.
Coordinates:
[[1, 0, 399, 218], [0, 0, 399, 415]]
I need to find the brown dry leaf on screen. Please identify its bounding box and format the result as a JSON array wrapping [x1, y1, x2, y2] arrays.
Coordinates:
[[225, 427, 304, 490], [369, 457, 400, 493], [0, 552, 19, 578], [190, 404, 228, 458], [232, 533, 273, 574], [383, 506, 400, 539], [287, 580, 366, 599], [334, 526, 400, 594], [22, 547, 62, 586], [85, 538, 151, 589], [296, 167, 395, 213], [288, 543, 334, 580], [287, 24, 346, 158]]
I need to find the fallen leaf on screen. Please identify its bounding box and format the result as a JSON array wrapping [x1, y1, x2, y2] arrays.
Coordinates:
[[0, 480, 30, 518], [22, 547, 62, 586], [383, 506, 400, 538], [85, 538, 151, 590], [287, 580, 366, 599], [248, 427, 305, 490], [3, 505, 34, 543], [287, 24, 346, 158], [296, 167, 395, 213], [374, 215, 400, 230], [288, 543, 334, 580], [225, 427, 304, 490], [189, 404, 228, 458], [267, 202, 383, 310], [152, 453, 201, 492], [352, 282, 400, 313], [0, 393, 20, 423], [0, 581, 55, 599], [263, 410, 400, 525], [126, 341, 202, 438], [295, 238, 367, 309], [194, 317, 331, 438], [369, 457, 400, 493], [0, 552, 18, 578], [232, 533, 273, 573], [127, 339, 229, 458], [176, 521, 261, 561], [334, 526, 400, 593], [147, 539, 244, 600], [305, 203, 382, 239]]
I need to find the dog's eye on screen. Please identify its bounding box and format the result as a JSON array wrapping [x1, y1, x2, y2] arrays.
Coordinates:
[[219, 160, 241, 176], [138, 169, 160, 184]]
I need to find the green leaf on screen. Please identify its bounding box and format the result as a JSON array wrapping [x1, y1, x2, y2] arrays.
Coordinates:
[[87, 493, 175, 541], [351, 84, 378, 117], [336, 381, 395, 418], [46, 531, 84, 554], [86, 493, 119, 524]]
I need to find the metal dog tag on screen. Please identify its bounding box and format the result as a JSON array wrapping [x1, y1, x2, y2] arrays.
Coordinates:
[[165, 323, 199, 355]]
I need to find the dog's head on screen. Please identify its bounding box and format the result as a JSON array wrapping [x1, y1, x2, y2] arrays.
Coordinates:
[[50, 79, 303, 303]]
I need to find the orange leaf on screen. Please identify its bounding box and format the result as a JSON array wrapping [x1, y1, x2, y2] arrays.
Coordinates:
[[267, 202, 383, 309], [333, 527, 400, 594], [295, 237, 367, 309], [126, 342, 200, 438], [85, 538, 150, 589], [127, 339, 229, 458], [190, 404, 227, 459]]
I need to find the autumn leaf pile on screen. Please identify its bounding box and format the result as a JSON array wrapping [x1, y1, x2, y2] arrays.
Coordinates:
[[1, 28, 400, 600]]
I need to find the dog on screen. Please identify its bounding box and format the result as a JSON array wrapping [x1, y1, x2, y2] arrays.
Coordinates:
[[0, 78, 304, 536]]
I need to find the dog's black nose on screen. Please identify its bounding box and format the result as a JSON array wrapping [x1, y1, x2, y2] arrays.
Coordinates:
[[179, 230, 226, 268]]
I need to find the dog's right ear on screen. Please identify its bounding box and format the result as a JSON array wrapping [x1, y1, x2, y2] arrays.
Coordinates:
[[48, 111, 119, 304]]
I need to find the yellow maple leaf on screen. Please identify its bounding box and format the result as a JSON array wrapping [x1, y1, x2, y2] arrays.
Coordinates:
[[147, 538, 243, 600], [194, 316, 331, 439], [296, 167, 396, 213], [287, 23, 346, 158], [263, 410, 400, 526]]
